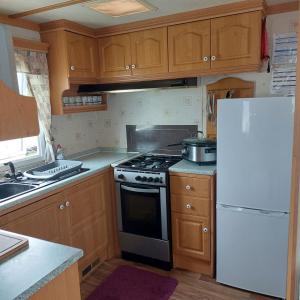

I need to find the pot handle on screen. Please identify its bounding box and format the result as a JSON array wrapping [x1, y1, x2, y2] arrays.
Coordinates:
[[167, 143, 182, 147]]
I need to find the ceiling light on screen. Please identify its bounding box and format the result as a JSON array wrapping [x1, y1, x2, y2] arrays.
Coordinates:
[[84, 0, 157, 17]]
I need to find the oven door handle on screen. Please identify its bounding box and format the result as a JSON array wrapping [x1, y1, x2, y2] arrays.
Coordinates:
[[121, 185, 160, 194]]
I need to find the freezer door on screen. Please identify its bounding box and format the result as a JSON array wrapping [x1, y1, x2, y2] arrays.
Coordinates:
[[217, 98, 294, 212], [216, 204, 289, 298]]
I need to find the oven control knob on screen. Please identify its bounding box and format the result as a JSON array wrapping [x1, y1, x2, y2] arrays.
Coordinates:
[[147, 177, 154, 182], [154, 177, 160, 183], [142, 176, 147, 182], [118, 174, 125, 180], [135, 176, 142, 181]]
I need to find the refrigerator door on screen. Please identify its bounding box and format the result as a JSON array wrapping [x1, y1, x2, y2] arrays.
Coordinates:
[[217, 97, 294, 212], [216, 204, 289, 298]]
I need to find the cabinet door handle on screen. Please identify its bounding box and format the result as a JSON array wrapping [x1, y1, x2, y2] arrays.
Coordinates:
[[59, 204, 65, 210], [125, 65, 130, 70], [65, 201, 70, 207], [131, 64, 136, 69], [203, 227, 208, 233], [186, 204, 192, 209], [203, 56, 209, 62], [185, 185, 191, 190], [70, 65, 76, 71], [211, 56, 216, 61]]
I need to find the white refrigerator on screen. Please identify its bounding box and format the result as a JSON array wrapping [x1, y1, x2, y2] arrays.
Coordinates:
[[216, 97, 294, 298]]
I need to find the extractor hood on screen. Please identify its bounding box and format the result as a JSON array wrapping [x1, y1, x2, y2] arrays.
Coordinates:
[[78, 78, 198, 94], [0, 25, 18, 92]]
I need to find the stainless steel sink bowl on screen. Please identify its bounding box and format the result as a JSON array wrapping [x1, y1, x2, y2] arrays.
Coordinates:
[[0, 183, 36, 202]]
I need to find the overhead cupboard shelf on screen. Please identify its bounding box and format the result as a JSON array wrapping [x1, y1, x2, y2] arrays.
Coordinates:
[[63, 103, 107, 114], [40, 0, 264, 115]]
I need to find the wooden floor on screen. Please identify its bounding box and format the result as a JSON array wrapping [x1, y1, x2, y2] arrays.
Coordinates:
[[80, 258, 276, 300]]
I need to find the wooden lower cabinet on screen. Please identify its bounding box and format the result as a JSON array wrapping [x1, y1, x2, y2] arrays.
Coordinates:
[[2, 193, 66, 244], [64, 173, 110, 275], [1, 168, 117, 279], [30, 263, 81, 300], [170, 173, 215, 276], [172, 213, 210, 261]]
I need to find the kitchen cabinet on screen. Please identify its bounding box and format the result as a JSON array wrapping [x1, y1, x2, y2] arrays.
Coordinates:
[[168, 20, 211, 73], [98, 33, 132, 79], [40, 30, 102, 115], [0, 80, 39, 141], [172, 213, 210, 261], [64, 174, 109, 275], [98, 27, 168, 81], [1, 168, 115, 279], [3, 193, 66, 244], [210, 11, 262, 70], [170, 172, 215, 276], [130, 27, 168, 76], [30, 263, 81, 300], [66, 31, 99, 80], [169, 11, 261, 75]]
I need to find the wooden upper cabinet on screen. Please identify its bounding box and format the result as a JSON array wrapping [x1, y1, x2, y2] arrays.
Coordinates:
[[66, 32, 99, 79], [168, 20, 211, 73], [210, 11, 262, 70], [98, 34, 132, 79], [130, 27, 168, 76]]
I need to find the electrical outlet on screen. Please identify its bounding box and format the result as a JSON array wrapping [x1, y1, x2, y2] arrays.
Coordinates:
[[184, 96, 192, 106], [104, 119, 111, 128]]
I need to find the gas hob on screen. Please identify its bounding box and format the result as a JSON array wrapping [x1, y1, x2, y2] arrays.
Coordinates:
[[114, 154, 181, 186]]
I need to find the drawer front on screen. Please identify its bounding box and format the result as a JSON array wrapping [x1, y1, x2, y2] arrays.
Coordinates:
[[171, 175, 211, 198], [171, 195, 210, 217]]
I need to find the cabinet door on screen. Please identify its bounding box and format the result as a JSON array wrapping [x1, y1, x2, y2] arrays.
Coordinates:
[[130, 27, 168, 76], [3, 193, 66, 244], [66, 32, 99, 79], [168, 20, 211, 73], [211, 11, 261, 70], [98, 34, 132, 79], [65, 175, 108, 272], [172, 213, 210, 261]]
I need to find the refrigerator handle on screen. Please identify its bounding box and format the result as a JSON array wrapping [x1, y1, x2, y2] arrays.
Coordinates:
[[217, 204, 288, 217]]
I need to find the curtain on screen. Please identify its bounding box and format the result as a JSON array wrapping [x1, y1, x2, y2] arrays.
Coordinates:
[[15, 49, 55, 163]]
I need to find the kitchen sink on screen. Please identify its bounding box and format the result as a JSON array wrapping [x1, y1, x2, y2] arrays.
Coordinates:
[[0, 183, 36, 202]]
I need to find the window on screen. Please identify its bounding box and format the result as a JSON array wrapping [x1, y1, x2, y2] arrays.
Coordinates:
[[0, 73, 41, 164]]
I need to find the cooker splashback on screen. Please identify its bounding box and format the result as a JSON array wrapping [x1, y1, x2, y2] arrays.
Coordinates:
[[126, 125, 198, 154]]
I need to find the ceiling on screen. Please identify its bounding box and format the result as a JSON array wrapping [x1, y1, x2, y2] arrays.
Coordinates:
[[0, 0, 289, 28]]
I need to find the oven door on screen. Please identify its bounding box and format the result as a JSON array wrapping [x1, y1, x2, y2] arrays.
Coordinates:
[[116, 183, 167, 240]]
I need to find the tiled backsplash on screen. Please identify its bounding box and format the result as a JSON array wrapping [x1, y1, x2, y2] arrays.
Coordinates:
[[51, 72, 271, 156], [52, 86, 204, 155]]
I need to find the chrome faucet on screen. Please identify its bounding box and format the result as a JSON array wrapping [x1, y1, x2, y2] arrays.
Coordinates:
[[3, 161, 21, 180]]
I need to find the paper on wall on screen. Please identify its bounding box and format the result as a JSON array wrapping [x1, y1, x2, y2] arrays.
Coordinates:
[[271, 33, 297, 96], [271, 67, 296, 96], [272, 32, 297, 66]]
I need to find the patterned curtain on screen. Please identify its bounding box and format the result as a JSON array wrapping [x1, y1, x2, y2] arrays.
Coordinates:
[[15, 49, 55, 163]]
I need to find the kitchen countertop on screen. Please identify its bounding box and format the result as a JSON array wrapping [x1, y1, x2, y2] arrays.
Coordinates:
[[0, 150, 139, 213], [0, 231, 83, 300], [169, 159, 216, 175]]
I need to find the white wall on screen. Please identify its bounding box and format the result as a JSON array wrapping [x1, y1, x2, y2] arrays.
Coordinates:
[[51, 11, 299, 155]]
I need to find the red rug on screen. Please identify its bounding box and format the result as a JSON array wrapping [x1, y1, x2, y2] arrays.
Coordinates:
[[87, 265, 178, 300]]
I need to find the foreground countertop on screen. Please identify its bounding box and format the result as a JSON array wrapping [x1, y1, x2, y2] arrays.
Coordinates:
[[169, 159, 216, 175], [0, 231, 83, 300], [0, 150, 139, 213]]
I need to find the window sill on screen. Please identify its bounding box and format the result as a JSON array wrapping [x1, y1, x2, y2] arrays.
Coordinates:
[[0, 155, 45, 177]]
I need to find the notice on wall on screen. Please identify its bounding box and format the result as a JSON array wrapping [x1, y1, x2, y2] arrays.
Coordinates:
[[271, 33, 297, 96], [271, 67, 296, 96], [272, 32, 297, 66]]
